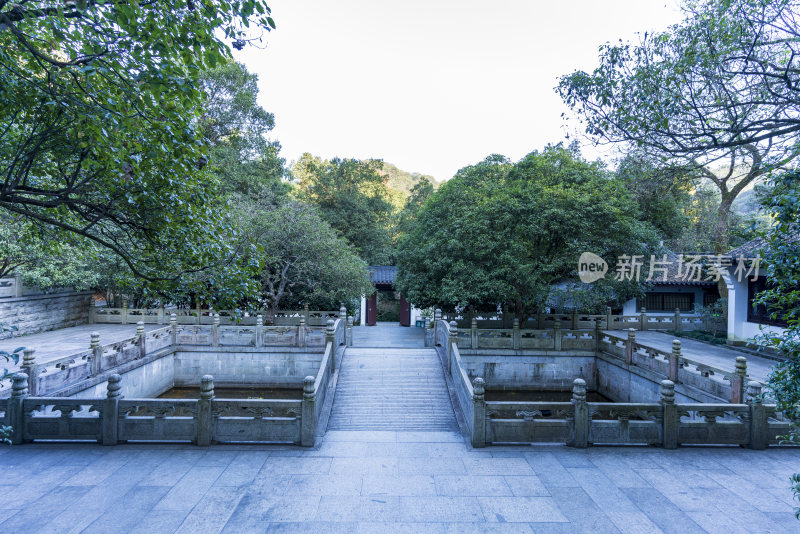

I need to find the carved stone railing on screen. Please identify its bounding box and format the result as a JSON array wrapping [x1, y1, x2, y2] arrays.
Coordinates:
[[440, 307, 723, 333], [90, 305, 339, 326], [597, 330, 749, 404], [477, 379, 789, 448], [1, 317, 329, 399], [5, 372, 306, 445]]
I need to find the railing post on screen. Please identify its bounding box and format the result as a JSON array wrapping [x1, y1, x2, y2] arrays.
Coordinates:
[[731, 356, 747, 404], [471, 318, 478, 349], [640, 307, 647, 331], [121, 299, 128, 324], [296, 317, 306, 348], [197, 375, 214, 446], [339, 304, 347, 323], [212, 314, 220, 347], [434, 308, 442, 340], [512, 318, 520, 350], [9, 373, 28, 445], [448, 321, 458, 375], [747, 381, 767, 450], [660, 380, 678, 449], [21, 348, 38, 397], [669, 340, 681, 382], [594, 319, 602, 352], [606, 306, 613, 330], [103, 374, 121, 445], [424, 315, 432, 347], [571, 378, 588, 448], [301, 376, 316, 447], [625, 328, 636, 366], [572, 309, 579, 330], [89, 305, 96, 324], [537, 310, 544, 329], [553, 318, 562, 351], [91, 332, 102, 376], [326, 319, 336, 372], [195, 307, 202, 325], [170, 313, 177, 346], [674, 308, 682, 332], [472, 377, 486, 448], [304, 303, 310, 325], [346, 316, 354, 347], [157, 306, 165, 325], [255, 314, 264, 348], [136, 321, 146, 359]]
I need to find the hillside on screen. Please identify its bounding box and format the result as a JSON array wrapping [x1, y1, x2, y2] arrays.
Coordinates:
[[379, 162, 441, 196]]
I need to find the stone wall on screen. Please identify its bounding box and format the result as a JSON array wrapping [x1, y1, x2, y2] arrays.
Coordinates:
[[0, 291, 93, 338], [458, 350, 597, 390]]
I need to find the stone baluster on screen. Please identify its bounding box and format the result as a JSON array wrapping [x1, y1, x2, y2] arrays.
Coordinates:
[[170, 313, 178, 346], [747, 381, 767, 450], [674, 308, 682, 332], [471, 318, 478, 349], [212, 314, 220, 347], [103, 374, 122, 445], [731, 356, 747, 404], [424, 315, 432, 347], [255, 314, 264, 348], [303, 303, 310, 325], [447, 321, 458, 374], [640, 307, 647, 331], [472, 377, 486, 448], [136, 321, 146, 359], [91, 332, 102, 376], [512, 318, 520, 350], [571, 378, 589, 448], [21, 348, 38, 397], [660, 380, 678, 449], [594, 319, 602, 351], [8, 373, 28, 444], [572, 309, 579, 330], [537, 309, 544, 329], [197, 375, 214, 446], [669, 340, 681, 382], [339, 304, 347, 323], [121, 299, 129, 324], [553, 318, 562, 351], [434, 308, 442, 341], [625, 328, 636, 366], [157, 306, 165, 325], [301, 376, 316, 447], [326, 319, 336, 372], [606, 306, 613, 330], [296, 316, 306, 348], [346, 316, 354, 347]]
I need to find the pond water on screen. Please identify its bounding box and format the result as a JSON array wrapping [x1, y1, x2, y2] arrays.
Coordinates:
[[158, 387, 303, 400]]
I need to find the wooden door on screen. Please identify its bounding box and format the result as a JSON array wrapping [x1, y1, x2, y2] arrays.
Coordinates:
[[367, 292, 377, 326], [399, 294, 411, 326]]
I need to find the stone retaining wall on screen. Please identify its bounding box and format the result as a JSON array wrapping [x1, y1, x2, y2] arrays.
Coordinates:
[[0, 292, 93, 338]]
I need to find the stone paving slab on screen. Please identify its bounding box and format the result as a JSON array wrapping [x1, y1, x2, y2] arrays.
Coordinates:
[[0, 323, 162, 369], [1, 433, 798, 533], [607, 330, 775, 382]]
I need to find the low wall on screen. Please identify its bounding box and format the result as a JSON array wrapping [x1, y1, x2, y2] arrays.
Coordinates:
[[458, 350, 596, 391], [0, 291, 93, 338]]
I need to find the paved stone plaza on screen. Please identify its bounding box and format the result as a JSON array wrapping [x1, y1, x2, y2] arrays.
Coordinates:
[[2, 432, 799, 533]]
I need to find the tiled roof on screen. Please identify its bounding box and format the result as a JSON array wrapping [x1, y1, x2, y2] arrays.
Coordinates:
[[728, 231, 800, 259], [647, 250, 717, 286], [369, 265, 397, 285]]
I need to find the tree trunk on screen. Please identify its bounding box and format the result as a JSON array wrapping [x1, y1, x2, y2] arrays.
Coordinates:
[[715, 196, 734, 300]]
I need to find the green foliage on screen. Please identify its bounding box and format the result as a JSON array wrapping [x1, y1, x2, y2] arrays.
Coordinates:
[[396, 145, 658, 320], [236, 200, 372, 319], [1, 323, 23, 445], [0, 0, 274, 281], [396, 177, 436, 238], [378, 162, 439, 196], [293, 154, 396, 265]]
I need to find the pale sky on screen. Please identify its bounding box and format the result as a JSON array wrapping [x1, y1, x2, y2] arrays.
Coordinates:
[[233, 0, 684, 181]]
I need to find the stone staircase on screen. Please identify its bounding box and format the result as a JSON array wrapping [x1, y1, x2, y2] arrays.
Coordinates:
[[327, 346, 458, 431]]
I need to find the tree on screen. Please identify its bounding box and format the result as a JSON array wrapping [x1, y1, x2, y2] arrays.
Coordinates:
[[557, 0, 800, 257], [396, 177, 435, 237], [396, 145, 658, 320], [199, 60, 288, 202], [0, 0, 274, 280], [237, 200, 372, 321], [293, 154, 396, 265], [755, 169, 800, 516]]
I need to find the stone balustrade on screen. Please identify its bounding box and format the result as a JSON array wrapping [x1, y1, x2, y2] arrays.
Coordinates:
[[89, 305, 340, 326], [434, 319, 790, 449], [3, 318, 347, 446]]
